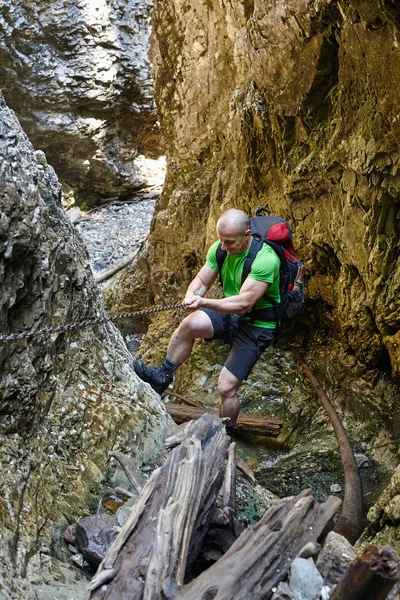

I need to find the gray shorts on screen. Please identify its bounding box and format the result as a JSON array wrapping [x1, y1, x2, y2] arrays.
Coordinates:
[[200, 309, 275, 380]]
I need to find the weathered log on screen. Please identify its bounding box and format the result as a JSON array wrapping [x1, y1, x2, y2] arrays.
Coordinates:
[[164, 389, 204, 408], [163, 489, 342, 600], [109, 451, 144, 494], [330, 544, 399, 600], [89, 415, 342, 600], [89, 414, 231, 599], [223, 443, 236, 512], [236, 455, 256, 485], [94, 248, 141, 283], [196, 442, 244, 567], [165, 403, 283, 437], [290, 347, 364, 544]]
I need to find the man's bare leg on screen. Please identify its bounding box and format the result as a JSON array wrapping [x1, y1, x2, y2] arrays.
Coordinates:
[[166, 310, 214, 364], [217, 366, 242, 426], [132, 310, 214, 394]]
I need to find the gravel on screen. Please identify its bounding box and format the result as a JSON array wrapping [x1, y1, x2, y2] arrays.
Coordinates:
[[76, 194, 158, 274]]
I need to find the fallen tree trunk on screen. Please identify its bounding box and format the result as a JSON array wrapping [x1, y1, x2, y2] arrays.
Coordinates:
[[164, 389, 204, 408], [89, 415, 341, 600], [290, 347, 364, 545], [165, 403, 283, 437], [89, 415, 231, 599], [164, 489, 341, 600]]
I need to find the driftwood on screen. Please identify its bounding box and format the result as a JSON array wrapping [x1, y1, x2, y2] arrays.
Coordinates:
[[235, 455, 256, 485], [165, 403, 283, 437], [290, 347, 364, 544], [330, 544, 399, 600], [165, 390, 204, 408], [197, 442, 244, 566], [89, 415, 231, 599], [163, 489, 341, 600], [88, 415, 342, 600], [94, 248, 141, 284], [109, 451, 144, 494], [164, 389, 204, 408]]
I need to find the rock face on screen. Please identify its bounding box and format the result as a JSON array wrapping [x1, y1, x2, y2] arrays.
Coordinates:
[[0, 0, 162, 203], [108, 0, 400, 378], [0, 94, 172, 595], [102, 0, 400, 549]]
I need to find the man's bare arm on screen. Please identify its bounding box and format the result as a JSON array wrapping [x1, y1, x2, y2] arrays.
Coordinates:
[[183, 265, 219, 302], [184, 277, 270, 314]]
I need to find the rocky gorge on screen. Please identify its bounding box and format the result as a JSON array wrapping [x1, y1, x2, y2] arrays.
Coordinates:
[[105, 0, 400, 550], [1, 0, 400, 598]]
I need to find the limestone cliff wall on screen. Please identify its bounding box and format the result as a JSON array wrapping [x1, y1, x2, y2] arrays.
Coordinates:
[[0, 94, 172, 591], [0, 0, 162, 203], [109, 0, 400, 376]]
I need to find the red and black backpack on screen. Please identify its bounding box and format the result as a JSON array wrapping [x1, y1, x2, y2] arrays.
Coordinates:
[[216, 206, 305, 323]]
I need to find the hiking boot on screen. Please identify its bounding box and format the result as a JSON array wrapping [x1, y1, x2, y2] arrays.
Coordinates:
[[131, 360, 173, 395]]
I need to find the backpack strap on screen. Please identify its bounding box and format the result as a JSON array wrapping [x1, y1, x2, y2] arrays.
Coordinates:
[[216, 236, 280, 324], [216, 243, 227, 286], [244, 236, 279, 324], [241, 236, 264, 285]]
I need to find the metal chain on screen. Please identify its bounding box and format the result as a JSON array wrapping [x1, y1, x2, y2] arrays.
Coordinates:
[[134, 309, 184, 360], [0, 303, 184, 345]]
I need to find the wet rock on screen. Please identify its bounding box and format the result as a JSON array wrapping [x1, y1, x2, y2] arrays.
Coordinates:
[[289, 557, 323, 600], [355, 454, 371, 469], [75, 514, 118, 568], [271, 581, 293, 600], [316, 532, 357, 585], [115, 496, 138, 527], [256, 450, 343, 503], [330, 484, 342, 494], [64, 525, 77, 545]]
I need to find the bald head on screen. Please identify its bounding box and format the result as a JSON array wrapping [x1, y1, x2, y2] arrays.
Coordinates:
[[216, 209, 252, 255], [217, 209, 250, 235]]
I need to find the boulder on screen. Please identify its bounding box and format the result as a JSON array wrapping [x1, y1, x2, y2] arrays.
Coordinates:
[[76, 514, 118, 568]]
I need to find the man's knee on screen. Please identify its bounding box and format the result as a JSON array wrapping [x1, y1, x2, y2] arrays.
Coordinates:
[[218, 369, 241, 399], [177, 312, 213, 340]]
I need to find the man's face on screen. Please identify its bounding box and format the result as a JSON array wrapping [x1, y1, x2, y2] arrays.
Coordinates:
[[217, 225, 251, 255]]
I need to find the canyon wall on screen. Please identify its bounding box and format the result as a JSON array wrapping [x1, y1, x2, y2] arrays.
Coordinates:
[[0, 94, 172, 595], [0, 0, 162, 204], [103, 0, 400, 551], [109, 0, 400, 378]]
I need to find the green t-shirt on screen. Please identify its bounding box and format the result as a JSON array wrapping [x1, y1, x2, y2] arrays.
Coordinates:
[[206, 240, 280, 329]]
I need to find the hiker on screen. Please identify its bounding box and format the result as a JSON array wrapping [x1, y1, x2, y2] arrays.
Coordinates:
[[132, 208, 280, 436]]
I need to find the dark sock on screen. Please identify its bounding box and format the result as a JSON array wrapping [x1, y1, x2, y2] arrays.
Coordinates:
[[161, 357, 180, 376], [225, 425, 235, 439]]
